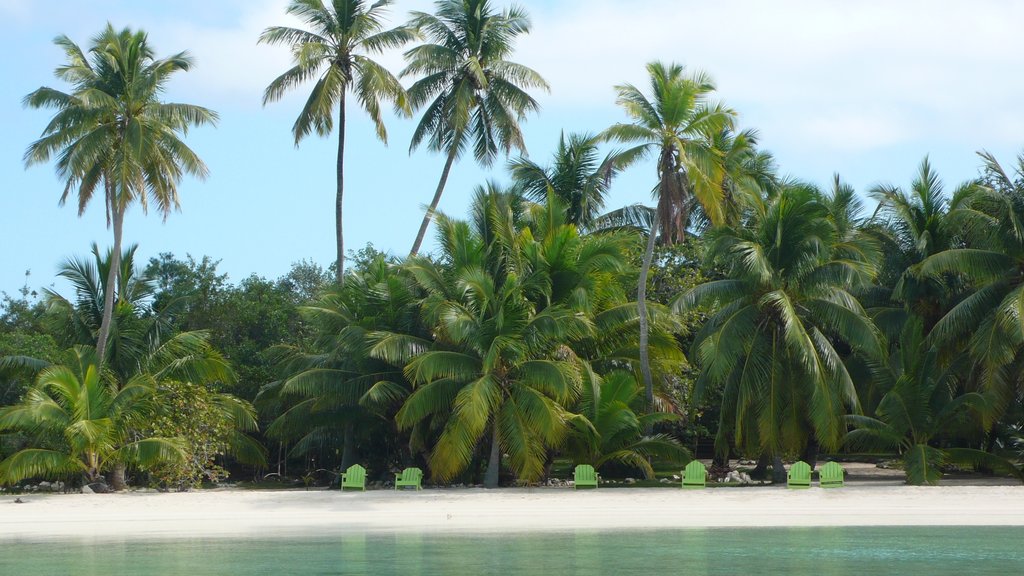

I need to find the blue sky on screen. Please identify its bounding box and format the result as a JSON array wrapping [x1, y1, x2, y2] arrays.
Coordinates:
[[2, 0, 1023, 295]]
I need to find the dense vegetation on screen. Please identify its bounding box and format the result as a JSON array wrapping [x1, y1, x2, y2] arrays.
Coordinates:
[[3, 0, 1024, 490]]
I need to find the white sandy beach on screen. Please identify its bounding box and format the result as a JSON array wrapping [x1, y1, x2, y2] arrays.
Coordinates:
[[3, 484, 1023, 541]]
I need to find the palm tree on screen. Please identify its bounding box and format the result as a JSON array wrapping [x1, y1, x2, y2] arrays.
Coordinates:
[[403, 0, 548, 256], [846, 319, 1021, 485], [44, 244, 172, 381], [601, 61, 736, 412], [920, 151, 1024, 411], [264, 256, 422, 472], [29, 246, 262, 489], [0, 347, 187, 486], [868, 157, 980, 331], [509, 132, 640, 230], [24, 25, 217, 366], [564, 371, 690, 478], [260, 0, 414, 283], [376, 187, 587, 487], [676, 184, 882, 464]]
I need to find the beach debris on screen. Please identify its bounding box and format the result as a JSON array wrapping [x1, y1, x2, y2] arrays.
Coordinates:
[[13, 498, 25, 504], [624, 477, 636, 484], [672, 475, 681, 481]]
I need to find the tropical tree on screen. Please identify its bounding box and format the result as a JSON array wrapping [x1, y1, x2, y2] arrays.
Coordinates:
[[564, 370, 689, 478], [676, 185, 882, 467], [868, 157, 980, 331], [403, 0, 548, 255], [260, 0, 414, 282], [919, 151, 1024, 413], [845, 319, 1021, 485], [44, 244, 173, 382], [376, 187, 588, 487], [0, 347, 187, 486], [22, 246, 263, 489], [263, 256, 422, 472], [509, 132, 640, 230], [24, 24, 217, 365], [602, 61, 736, 411]]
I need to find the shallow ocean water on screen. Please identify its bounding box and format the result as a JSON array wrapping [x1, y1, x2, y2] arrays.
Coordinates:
[[2, 526, 1022, 575]]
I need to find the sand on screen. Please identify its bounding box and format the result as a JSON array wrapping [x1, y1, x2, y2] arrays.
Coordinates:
[[2, 484, 1023, 541]]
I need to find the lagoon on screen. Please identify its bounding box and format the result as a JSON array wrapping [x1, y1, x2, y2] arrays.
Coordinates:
[[3, 526, 1022, 575]]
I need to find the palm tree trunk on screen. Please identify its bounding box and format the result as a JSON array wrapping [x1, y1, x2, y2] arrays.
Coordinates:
[[340, 420, 356, 472], [110, 463, 127, 491], [638, 217, 660, 426], [336, 94, 346, 285], [483, 421, 501, 488], [96, 192, 123, 365], [409, 146, 459, 257], [772, 454, 787, 484]]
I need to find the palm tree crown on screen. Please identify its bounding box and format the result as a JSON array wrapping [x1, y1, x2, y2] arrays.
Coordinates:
[[403, 0, 549, 255], [260, 0, 414, 282], [24, 24, 217, 365]]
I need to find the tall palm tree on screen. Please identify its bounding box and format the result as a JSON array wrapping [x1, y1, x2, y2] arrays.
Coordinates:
[[260, 0, 414, 283], [403, 0, 548, 256], [509, 132, 640, 230], [676, 184, 882, 462], [24, 25, 217, 366], [602, 61, 736, 411]]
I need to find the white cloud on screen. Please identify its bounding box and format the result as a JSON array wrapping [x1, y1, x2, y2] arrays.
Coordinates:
[[514, 0, 1024, 152], [93, 0, 1024, 153]]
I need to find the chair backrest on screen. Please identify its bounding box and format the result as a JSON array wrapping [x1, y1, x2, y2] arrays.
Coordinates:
[[819, 461, 844, 482], [575, 464, 597, 482], [683, 460, 707, 483], [345, 464, 366, 484], [403, 467, 423, 481], [788, 461, 811, 483]]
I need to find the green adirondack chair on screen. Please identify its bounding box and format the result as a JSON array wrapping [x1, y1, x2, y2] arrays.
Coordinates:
[[682, 460, 708, 489], [340, 464, 366, 491], [573, 464, 599, 489], [819, 461, 845, 488], [395, 467, 424, 490], [787, 461, 812, 489]]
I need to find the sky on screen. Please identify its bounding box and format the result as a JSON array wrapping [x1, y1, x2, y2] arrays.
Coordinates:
[[2, 0, 1023, 296]]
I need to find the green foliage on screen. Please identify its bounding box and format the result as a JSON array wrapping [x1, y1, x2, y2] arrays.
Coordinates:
[[679, 184, 882, 457], [146, 380, 263, 489], [564, 371, 690, 478], [0, 347, 187, 485]]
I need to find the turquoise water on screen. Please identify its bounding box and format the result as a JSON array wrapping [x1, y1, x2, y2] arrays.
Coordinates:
[[2, 527, 1022, 575]]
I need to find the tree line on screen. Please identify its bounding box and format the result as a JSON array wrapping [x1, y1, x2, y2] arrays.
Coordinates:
[[3, 0, 1024, 489]]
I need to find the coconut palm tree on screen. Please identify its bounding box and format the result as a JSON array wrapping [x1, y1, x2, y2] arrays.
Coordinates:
[[0, 346, 187, 486], [601, 61, 736, 412], [264, 256, 422, 472], [509, 132, 640, 230], [403, 0, 548, 256], [676, 184, 882, 463], [920, 151, 1024, 411], [24, 25, 217, 366], [845, 319, 1021, 485], [24, 247, 262, 489], [868, 157, 981, 331], [376, 186, 587, 487], [260, 0, 414, 283], [564, 370, 689, 478]]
